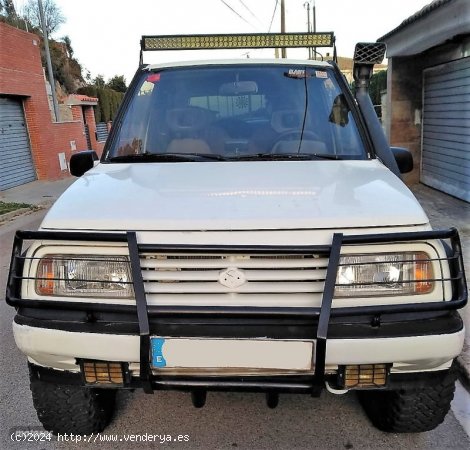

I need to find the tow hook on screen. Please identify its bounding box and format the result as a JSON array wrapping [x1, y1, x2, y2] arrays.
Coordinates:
[[266, 392, 279, 408], [191, 390, 207, 408]]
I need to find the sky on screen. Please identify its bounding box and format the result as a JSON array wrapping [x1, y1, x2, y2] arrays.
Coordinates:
[[15, 0, 434, 85]]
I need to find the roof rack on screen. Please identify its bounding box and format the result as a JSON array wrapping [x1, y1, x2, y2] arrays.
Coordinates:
[[139, 32, 335, 65]]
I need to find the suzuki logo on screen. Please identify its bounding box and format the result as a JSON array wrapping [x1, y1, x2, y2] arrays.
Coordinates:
[[218, 267, 246, 289]]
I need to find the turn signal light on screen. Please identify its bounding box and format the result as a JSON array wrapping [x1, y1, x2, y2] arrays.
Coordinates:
[[35, 257, 55, 295]]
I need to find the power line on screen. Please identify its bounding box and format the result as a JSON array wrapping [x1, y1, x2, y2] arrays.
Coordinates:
[[237, 0, 263, 26], [268, 0, 279, 32], [219, 0, 255, 28]]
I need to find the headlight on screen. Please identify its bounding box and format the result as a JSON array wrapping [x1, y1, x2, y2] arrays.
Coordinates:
[[335, 251, 434, 297], [35, 255, 134, 298]]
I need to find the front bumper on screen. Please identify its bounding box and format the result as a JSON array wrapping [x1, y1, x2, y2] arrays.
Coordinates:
[[14, 322, 465, 374], [6, 228, 468, 393]]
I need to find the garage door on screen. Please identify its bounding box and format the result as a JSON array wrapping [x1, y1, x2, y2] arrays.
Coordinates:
[[421, 57, 470, 202], [0, 97, 36, 190]]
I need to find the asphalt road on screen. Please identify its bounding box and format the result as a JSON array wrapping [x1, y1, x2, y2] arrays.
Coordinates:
[[1, 211, 469, 450]]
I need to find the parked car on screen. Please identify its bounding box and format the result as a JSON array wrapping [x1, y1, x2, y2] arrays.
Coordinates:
[[6, 34, 467, 435]]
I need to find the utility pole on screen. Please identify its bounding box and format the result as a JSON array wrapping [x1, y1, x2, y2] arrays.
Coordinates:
[[280, 0, 286, 58], [304, 2, 312, 59], [38, 0, 60, 122], [312, 0, 317, 60]]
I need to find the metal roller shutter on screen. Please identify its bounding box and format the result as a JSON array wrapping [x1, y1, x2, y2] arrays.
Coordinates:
[[0, 96, 37, 190], [421, 57, 470, 202]]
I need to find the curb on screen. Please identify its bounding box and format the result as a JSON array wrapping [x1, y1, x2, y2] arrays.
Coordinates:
[[0, 207, 41, 225], [457, 357, 470, 391]]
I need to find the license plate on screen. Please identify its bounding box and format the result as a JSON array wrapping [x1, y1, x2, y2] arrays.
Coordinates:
[[150, 337, 313, 371]]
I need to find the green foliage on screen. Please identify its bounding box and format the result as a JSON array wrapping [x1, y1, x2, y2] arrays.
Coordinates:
[[1, 1, 81, 95], [61, 35, 73, 58], [97, 89, 111, 123], [350, 70, 387, 106], [44, 39, 83, 93], [77, 85, 124, 123], [369, 70, 387, 106], [0, 201, 35, 216], [0, 0, 35, 31], [106, 75, 127, 93], [77, 85, 98, 97], [93, 75, 106, 88]]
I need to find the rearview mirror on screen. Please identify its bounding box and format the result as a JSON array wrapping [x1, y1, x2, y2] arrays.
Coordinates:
[[70, 150, 98, 177], [219, 81, 258, 96], [391, 147, 413, 174]]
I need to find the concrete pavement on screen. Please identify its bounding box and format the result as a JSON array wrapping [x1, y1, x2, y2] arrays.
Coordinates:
[[412, 184, 470, 384], [1, 177, 469, 382], [0, 178, 75, 208]]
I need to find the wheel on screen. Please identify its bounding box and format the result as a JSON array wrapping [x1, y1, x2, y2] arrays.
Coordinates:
[[358, 366, 457, 433], [30, 378, 116, 435]]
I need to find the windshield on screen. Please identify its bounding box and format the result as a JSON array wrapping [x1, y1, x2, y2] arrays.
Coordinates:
[[105, 64, 368, 162]]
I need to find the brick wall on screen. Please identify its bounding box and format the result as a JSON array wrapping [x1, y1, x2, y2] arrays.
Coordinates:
[[83, 106, 104, 157], [0, 22, 90, 181], [387, 56, 424, 185]]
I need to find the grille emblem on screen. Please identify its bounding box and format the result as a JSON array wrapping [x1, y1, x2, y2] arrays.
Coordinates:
[[219, 267, 246, 288]]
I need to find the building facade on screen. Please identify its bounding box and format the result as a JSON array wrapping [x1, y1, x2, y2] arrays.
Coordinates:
[[380, 0, 470, 202], [0, 22, 104, 190]]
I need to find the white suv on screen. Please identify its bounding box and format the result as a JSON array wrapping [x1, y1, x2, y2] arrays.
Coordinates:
[[6, 34, 467, 435]]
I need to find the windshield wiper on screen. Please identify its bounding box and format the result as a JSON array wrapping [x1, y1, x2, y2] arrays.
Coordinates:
[[107, 152, 227, 163], [231, 153, 342, 161]]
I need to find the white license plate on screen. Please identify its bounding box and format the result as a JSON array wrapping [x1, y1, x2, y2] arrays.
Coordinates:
[[150, 337, 313, 371]]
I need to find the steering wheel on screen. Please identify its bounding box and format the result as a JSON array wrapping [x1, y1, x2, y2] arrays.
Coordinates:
[[276, 129, 320, 141]]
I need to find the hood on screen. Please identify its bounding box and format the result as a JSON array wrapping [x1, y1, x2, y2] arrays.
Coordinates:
[[41, 160, 428, 231]]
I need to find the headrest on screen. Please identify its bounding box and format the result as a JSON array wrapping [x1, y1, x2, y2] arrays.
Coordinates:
[[271, 110, 303, 133], [166, 107, 208, 133]]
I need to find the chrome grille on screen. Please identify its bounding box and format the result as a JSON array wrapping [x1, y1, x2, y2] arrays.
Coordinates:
[[140, 253, 328, 307]]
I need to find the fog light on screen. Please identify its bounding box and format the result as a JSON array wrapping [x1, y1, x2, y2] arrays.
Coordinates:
[[81, 360, 125, 385], [341, 364, 388, 388]]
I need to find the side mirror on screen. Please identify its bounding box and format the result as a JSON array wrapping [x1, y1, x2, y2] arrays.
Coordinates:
[[391, 147, 413, 174], [70, 150, 98, 177]]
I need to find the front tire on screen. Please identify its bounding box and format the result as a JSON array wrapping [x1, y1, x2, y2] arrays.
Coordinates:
[[30, 378, 116, 435], [358, 366, 457, 433]]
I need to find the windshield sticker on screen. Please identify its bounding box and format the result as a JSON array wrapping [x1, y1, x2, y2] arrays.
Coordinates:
[[315, 70, 328, 79], [285, 69, 306, 79], [146, 73, 161, 83]]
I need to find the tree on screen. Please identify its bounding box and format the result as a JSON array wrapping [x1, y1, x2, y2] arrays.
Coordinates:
[[1, 0, 18, 19], [77, 85, 125, 122], [369, 70, 387, 107], [24, 0, 65, 36], [0, 0, 29, 30], [61, 35, 73, 58], [107, 75, 127, 93], [93, 75, 106, 88]]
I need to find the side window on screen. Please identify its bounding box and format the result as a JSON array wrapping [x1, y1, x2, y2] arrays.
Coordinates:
[[307, 75, 364, 156], [114, 81, 155, 156]]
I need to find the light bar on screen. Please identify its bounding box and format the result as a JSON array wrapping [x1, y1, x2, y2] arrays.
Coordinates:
[[141, 32, 334, 51]]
